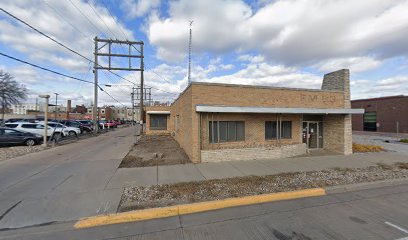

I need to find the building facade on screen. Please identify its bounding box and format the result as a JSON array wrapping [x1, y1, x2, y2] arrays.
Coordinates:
[[146, 69, 363, 163], [351, 95, 408, 133]]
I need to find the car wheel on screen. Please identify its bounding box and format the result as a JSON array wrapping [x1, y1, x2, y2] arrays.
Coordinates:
[[68, 131, 77, 137], [52, 133, 62, 141], [25, 139, 36, 146]]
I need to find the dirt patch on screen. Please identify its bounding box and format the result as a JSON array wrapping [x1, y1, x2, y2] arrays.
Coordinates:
[[119, 135, 191, 168], [119, 163, 408, 212]]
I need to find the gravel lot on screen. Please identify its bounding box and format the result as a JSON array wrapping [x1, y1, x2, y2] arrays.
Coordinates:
[[120, 163, 408, 212], [0, 145, 48, 161]]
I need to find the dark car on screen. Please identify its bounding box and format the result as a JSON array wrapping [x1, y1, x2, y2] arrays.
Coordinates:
[[58, 120, 92, 133], [77, 120, 94, 130], [0, 127, 42, 146]]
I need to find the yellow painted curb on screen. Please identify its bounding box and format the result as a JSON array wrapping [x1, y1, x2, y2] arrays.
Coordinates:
[[74, 188, 325, 229]]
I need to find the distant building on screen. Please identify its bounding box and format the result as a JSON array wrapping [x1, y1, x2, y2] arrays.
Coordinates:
[[11, 103, 41, 115], [351, 95, 408, 133]]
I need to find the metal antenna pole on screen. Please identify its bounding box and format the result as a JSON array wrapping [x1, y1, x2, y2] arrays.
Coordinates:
[[188, 20, 193, 84]]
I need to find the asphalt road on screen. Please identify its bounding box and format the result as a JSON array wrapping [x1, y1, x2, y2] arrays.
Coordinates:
[[1, 182, 408, 240], [0, 126, 138, 230]]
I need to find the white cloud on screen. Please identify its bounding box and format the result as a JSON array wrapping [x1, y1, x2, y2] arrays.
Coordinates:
[[146, 0, 408, 66], [315, 57, 382, 73], [121, 0, 161, 18], [0, 0, 133, 73], [351, 76, 408, 99]]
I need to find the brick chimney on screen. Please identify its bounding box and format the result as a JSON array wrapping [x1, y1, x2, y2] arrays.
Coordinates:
[[321, 69, 350, 108], [66, 100, 71, 119]]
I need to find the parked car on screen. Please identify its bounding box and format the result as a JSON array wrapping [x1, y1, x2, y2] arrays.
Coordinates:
[[5, 122, 64, 140], [77, 120, 94, 131], [41, 122, 80, 137], [105, 120, 117, 128], [58, 120, 92, 133], [0, 127, 43, 146]]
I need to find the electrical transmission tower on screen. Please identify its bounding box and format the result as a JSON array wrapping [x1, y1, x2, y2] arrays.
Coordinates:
[[131, 87, 152, 124], [93, 37, 144, 133], [188, 20, 193, 84]]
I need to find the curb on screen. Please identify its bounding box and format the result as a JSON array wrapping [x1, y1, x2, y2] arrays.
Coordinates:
[[74, 188, 325, 229]]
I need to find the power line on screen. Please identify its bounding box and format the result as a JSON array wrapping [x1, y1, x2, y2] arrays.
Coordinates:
[[0, 7, 137, 85], [0, 52, 127, 107], [87, 0, 117, 39], [0, 52, 93, 84], [1, 6, 178, 98], [67, 0, 107, 38]]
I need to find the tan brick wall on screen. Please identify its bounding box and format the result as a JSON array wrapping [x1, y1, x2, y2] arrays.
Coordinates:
[[323, 114, 352, 154], [191, 83, 345, 108], [169, 87, 195, 162]]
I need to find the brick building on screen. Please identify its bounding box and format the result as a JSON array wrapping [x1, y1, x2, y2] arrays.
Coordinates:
[[351, 95, 408, 133], [145, 69, 363, 163]]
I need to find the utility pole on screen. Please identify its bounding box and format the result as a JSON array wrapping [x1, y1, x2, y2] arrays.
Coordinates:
[[140, 44, 144, 124], [131, 88, 135, 125], [93, 37, 144, 131], [93, 36, 99, 134], [54, 92, 59, 120], [39, 95, 50, 146], [188, 20, 193, 84]]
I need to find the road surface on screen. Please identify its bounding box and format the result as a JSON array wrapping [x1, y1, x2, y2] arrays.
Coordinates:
[[0, 126, 138, 230], [2, 182, 408, 239]]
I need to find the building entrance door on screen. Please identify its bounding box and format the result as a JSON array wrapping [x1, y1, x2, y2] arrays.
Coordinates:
[[302, 121, 323, 149]]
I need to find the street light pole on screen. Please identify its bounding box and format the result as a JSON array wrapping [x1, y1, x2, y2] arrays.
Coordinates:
[[54, 93, 59, 120], [39, 95, 50, 146]]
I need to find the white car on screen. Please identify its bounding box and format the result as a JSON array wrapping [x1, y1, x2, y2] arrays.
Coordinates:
[[39, 121, 80, 137], [5, 122, 65, 139]]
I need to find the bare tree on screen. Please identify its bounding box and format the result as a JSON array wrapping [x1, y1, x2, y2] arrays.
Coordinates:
[[0, 70, 27, 125]]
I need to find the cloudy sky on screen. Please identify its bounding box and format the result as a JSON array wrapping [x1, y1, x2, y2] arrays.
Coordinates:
[[0, 0, 408, 107]]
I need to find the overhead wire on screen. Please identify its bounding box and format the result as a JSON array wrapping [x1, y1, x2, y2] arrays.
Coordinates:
[[0, 52, 126, 107], [0, 6, 178, 102]]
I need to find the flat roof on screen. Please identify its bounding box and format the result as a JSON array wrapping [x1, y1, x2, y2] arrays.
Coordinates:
[[196, 105, 364, 114], [146, 111, 171, 114], [351, 95, 407, 102]]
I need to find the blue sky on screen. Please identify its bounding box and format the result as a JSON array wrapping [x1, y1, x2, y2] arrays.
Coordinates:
[[0, 0, 408, 107]]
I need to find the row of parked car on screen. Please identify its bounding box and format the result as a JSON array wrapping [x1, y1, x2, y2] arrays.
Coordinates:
[[0, 119, 128, 147]]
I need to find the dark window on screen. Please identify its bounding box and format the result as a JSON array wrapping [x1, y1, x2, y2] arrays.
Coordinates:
[[209, 121, 245, 143], [21, 124, 37, 129], [150, 114, 167, 130], [4, 129, 21, 136], [281, 121, 292, 139], [265, 121, 292, 139], [363, 112, 377, 131], [265, 121, 277, 139], [5, 124, 18, 128]]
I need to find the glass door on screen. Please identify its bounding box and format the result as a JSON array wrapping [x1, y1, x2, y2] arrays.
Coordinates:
[[302, 121, 323, 149]]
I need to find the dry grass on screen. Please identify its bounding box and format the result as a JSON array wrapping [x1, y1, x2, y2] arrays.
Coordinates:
[[353, 143, 384, 153], [396, 162, 408, 169]]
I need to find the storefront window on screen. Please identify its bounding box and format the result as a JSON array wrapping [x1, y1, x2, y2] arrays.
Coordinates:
[[209, 121, 244, 143], [150, 114, 167, 130], [265, 121, 292, 139]]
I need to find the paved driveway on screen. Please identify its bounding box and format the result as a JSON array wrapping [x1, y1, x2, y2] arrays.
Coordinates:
[[0, 127, 138, 229], [353, 131, 408, 155]]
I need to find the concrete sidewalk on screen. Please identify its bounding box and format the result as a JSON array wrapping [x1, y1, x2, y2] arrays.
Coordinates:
[[106, 151, 408, 188]]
